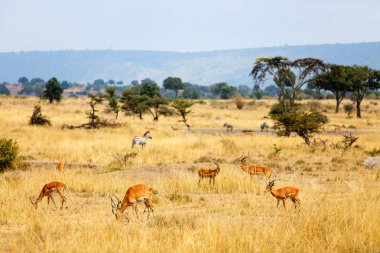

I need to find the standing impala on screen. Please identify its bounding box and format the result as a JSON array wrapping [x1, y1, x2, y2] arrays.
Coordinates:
[[264, 179, 301, 209], [30, 181, 67, 209], [57, 160, 65, 173], [109, 184, 158, 220], [235, 154, 271, 178], [198, 159, 221, 186]]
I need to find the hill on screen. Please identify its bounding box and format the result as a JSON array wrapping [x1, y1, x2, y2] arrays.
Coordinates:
[[1, 42, 380, 86]]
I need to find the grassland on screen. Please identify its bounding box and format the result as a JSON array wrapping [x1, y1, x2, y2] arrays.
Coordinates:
[[0, 96, 380, 253]]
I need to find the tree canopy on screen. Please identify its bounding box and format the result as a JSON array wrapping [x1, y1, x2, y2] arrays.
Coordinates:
[[250, 57, 326, 109], [313, 64, 350, 113], [163, 77, 184, 97], [43, 77, 64, 103], [211, 82, 236, 99]]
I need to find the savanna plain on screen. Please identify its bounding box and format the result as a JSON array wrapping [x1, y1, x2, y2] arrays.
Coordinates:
[[1, 96, 380, 253]]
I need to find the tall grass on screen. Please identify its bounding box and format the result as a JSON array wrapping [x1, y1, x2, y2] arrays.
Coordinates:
[[0, 96, 380, 252]]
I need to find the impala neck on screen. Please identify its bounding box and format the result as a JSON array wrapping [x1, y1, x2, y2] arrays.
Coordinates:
[[269, 187, 279, 198]]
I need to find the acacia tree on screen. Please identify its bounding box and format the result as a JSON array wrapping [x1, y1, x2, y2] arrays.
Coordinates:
[[314, 65, 350, 113], [145, 96, 171, 121], [163, 77, 184, 98], [250, 57, 326, 110], [273, 69, 295, 102], [120, 89, 148, 119], [104, 87, 120, 119], [87, 94, 105, 128], [172, 99, 196, 131], [44, 77, 64, 103], [346, 66, 380, 118]]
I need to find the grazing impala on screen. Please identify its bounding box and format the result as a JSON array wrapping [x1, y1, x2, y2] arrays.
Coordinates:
[[109, 184, 158, 220], [235, 154, 271, 178], [264, 179, 301, 209], [30, 181, 67, 209], [198, 159, 221, 186], [57, 161, 65, 173]]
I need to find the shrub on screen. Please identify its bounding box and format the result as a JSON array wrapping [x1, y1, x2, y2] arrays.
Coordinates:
[[343, 104, 354, 118], [29, 105, 51, 126], [0, 138, 19, 172], [269, 102, 328, 146], [232, 95, 245, 110]]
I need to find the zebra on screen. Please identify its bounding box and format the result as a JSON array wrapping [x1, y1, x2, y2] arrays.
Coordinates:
[[223, 122, 233, 132], [260, 122, 269, 132], [132, 131, 153, 149]]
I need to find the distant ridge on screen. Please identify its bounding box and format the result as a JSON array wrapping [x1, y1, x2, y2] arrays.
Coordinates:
[[1, 42, 380, 85]]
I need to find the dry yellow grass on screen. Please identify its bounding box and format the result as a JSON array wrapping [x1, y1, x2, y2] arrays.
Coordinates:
[[0, 96, 380, 253]]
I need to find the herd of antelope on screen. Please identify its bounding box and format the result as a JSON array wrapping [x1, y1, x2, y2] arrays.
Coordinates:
[[29, 129, 300, 222], [196, 153, 301, 210]]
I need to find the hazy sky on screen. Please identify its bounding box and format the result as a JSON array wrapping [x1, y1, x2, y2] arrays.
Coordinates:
[[1, 0, 380, 52]]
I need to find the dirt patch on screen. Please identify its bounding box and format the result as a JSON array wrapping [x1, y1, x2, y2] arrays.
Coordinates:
[[102, 163, 201, 182], [25, 160, 97, 169]]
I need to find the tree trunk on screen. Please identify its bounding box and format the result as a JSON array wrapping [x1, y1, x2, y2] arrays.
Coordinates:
[[175, 89, 178, 98], [356, 99, 362, 118], [300, 132, 311, 146], [289, 90, 296, 110], [335, 96, 341, 113]]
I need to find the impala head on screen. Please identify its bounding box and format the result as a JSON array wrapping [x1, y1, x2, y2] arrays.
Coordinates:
[[264, 179, 276, 193], [29, 197, 38, 209], [143, 131, 153, 139], [213, 159, 221, 170], [109, 195, 122, 220], [233, 153, 248, 165]]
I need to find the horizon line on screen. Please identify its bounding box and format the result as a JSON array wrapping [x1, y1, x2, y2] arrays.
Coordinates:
[[1, 41, 379, 54]]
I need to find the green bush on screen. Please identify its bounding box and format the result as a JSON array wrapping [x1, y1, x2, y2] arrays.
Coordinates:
[[343, 104, 354, 118], [0, 138, 19, 172], [269, 102, 328, 146]]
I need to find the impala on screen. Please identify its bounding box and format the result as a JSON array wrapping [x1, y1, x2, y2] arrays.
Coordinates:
[[235, 154, 271, 178], [30, 181, 67, 209], [57, 160, 65, 173], [109, 184, 158, 220], [198, 159, 221, 185], [264, 179, 301, 209]]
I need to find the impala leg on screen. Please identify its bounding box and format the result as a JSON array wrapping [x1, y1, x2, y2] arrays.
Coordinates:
[[49, 194, 58, 208], [209, 177, 212, 185], [135, 204, 140, 219], [57, 190, 66, 210], [277, 199, 280, 208], [282, 199, 286, 209], [294, 197, 301, 208], [213, 177, 216, 185], [291, 197, 297, 209], [145, 200, 154, 219], [198, 177, 202, 186]]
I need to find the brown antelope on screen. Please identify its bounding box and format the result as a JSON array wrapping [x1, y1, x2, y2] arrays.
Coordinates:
[[198, 159, 221, 185], [264, 179, 300, 209], [235, 154, 271, 178], [109, 184, 158, 220], [30, 181, 67, 209], [57, 160, 65, 173]]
